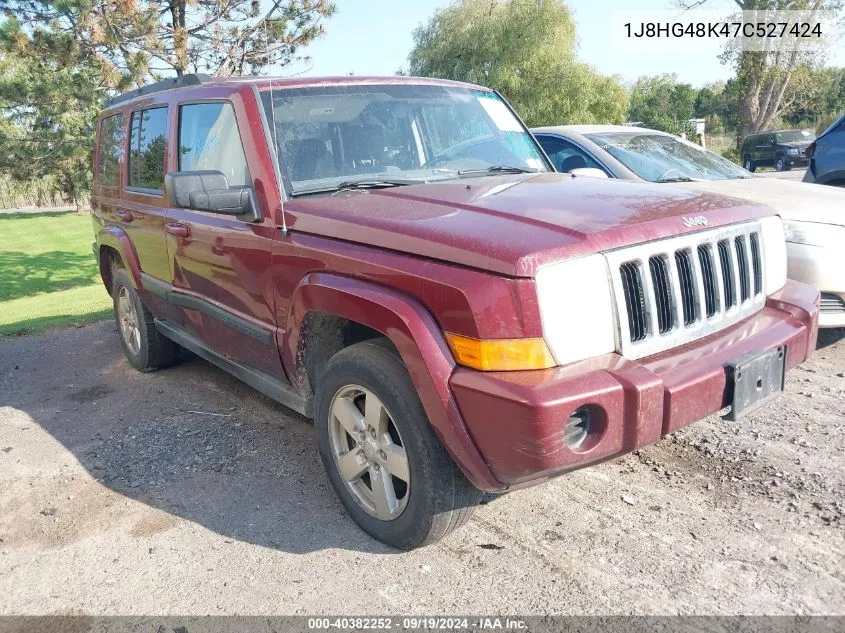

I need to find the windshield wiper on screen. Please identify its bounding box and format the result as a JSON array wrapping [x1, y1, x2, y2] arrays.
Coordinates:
[[458, 165, 536, 176], [334, 178, 420, 190], [654, 176, 696, 183], [295, 179, 419, 195]]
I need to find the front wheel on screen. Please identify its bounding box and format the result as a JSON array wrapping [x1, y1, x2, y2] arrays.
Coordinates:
[[743, 156, 756, 172], [775, 157, 790, 172], [112, 268, 179, 372], [315, 339, 481, 549]]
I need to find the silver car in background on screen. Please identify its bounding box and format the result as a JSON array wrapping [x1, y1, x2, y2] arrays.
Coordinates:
[[532, 125, 845, 328]]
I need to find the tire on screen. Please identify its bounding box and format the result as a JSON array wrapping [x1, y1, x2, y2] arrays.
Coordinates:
[[111, 267, 180, 372], [314, 338, 482, 549], [743, 156, 756, 172], [775, 157, 789, 172]]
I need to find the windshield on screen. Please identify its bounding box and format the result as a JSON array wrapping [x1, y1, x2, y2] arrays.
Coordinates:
[[585, 132, 751, 182], [260, 84, 548, 195], [775, 130, 813, 143]]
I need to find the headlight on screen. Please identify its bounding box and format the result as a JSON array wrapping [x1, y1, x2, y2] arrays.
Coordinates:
[[760, 216, 787, 295], [535, 254, 616, 366], [788, 148, 801, 156], [783, 220, 845, 248]]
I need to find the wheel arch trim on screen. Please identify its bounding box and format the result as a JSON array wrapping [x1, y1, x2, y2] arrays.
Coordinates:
[[283, 272, 504, 491], [96, 226, 143, 290]]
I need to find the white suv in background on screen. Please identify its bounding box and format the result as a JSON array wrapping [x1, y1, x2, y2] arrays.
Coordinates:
[[532, 125, 845, 328]]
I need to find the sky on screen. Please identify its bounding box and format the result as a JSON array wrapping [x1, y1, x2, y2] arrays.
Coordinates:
[[283, 0, 844, 87]]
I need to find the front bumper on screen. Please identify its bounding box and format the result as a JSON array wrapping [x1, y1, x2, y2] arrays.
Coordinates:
[[450, 280, 819, 488], [785, 155, 809, 167], [786, 242, 845, 328]]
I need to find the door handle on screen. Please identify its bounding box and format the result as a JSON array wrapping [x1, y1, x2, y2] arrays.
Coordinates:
[[115, 209, 134, 222], [164, 222, 190, 238]]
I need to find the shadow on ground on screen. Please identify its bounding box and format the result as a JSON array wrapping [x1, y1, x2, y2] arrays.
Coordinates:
[[0, 251, 100, 300], [817, 327, 845, 350], [0, 322, 487, 555]]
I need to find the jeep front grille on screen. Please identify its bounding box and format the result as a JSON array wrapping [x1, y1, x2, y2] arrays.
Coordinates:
[[606, 221, 767, 360]]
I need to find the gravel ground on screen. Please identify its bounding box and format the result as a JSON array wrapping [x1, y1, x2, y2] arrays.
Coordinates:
[[0, 321, 843, 616]]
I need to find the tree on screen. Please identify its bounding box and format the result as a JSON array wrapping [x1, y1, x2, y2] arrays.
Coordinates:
[[408, 0, 629, 127], [0, 52, 103, 210], [694, 81, 727, 118], [0, 0, 335, 87], [628, 74, 697, 135], [782, 65, 845, 125], [0, 0, 335, 208], [681, 0, 844, 135]]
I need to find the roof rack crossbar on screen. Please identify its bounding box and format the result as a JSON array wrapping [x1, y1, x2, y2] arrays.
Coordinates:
[[105, 73, 212, 108]]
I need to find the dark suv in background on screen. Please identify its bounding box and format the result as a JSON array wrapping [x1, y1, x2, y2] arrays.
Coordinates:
[[804, 113, 845, 187], [740, 129, 814, 172]]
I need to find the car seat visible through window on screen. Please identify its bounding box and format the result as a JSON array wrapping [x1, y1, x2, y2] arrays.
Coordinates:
[[287, 138, 336, 181]]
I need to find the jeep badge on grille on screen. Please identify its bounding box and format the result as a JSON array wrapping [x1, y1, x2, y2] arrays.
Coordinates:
[[682, 216, 708, 228]]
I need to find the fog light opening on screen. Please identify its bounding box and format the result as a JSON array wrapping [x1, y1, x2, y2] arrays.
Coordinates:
[[565, 405, 606, 453], [565, 408, 592, 450]]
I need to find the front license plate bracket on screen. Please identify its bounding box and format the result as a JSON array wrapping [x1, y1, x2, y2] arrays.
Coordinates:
[[724, 346, 786, 421]]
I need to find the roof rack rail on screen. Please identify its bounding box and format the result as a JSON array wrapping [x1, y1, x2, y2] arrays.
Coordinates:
[[105, 74, 212, 108]]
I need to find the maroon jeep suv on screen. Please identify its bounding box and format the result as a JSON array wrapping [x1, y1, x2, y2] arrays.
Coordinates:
[[91, 74, 819, 549]]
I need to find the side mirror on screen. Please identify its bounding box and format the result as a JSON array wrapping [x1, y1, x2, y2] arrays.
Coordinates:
[[569, 167, 609, 179], [165, 170, 260, 222]]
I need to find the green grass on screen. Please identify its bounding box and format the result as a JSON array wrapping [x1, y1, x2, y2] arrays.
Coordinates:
[[0, 211, 112, 336]]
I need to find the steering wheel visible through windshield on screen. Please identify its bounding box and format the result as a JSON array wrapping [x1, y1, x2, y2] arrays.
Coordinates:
[[585, 131, 752, 182], [260, 84, 549, 195]]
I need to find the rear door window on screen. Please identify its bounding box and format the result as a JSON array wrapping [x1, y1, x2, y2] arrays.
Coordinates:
[[128, 107, 168, 192], [178, 102, 250, 186], [97, 114, 125, 187]]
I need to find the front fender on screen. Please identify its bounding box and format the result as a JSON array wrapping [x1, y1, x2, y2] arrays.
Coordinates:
[[96, 226, 143, 289], [283, 272, 504, 491]]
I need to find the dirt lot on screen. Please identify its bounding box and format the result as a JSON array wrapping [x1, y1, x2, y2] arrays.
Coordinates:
[[1, 321, 843, 615]]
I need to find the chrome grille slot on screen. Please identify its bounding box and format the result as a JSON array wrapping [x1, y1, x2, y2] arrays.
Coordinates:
[[735, 236, 751, 302], [717, 239, 736, 308], [607, 220, 768, 360], [749, 233, 762, 295], [697, 244, 718, 318], [649, 255, 674, 334], [620, 261, 648, 342], [675, 249, 697, 326]]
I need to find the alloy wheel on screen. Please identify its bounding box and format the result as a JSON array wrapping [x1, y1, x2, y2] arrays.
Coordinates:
[[117, 286, 141, 355], [328, 385, 411, 520]]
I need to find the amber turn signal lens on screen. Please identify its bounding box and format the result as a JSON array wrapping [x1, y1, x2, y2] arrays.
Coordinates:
[[444, 333, 556, 371]]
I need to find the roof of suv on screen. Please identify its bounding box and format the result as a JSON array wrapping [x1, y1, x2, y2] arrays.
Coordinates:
[[743, 129, 803, 140], [104, 73, 487, 109]]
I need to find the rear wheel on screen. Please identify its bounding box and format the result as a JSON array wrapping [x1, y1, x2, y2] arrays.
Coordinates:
[[315, 339, 481, 549], [112, 268, 179, 372], [743, 156, 756, 172]]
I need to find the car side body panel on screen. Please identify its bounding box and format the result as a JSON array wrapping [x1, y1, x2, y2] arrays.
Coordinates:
[[805, 115, 845, 186]]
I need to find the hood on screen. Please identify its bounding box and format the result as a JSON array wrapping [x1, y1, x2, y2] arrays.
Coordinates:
[[674, 177, 845, 227], [782, 140, 813, 149], [285, 173, 773, 277]]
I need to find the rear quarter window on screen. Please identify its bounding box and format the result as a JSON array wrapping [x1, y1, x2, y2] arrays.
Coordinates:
[[128, 107, 168, 191], [97, 113, 125, 187]]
